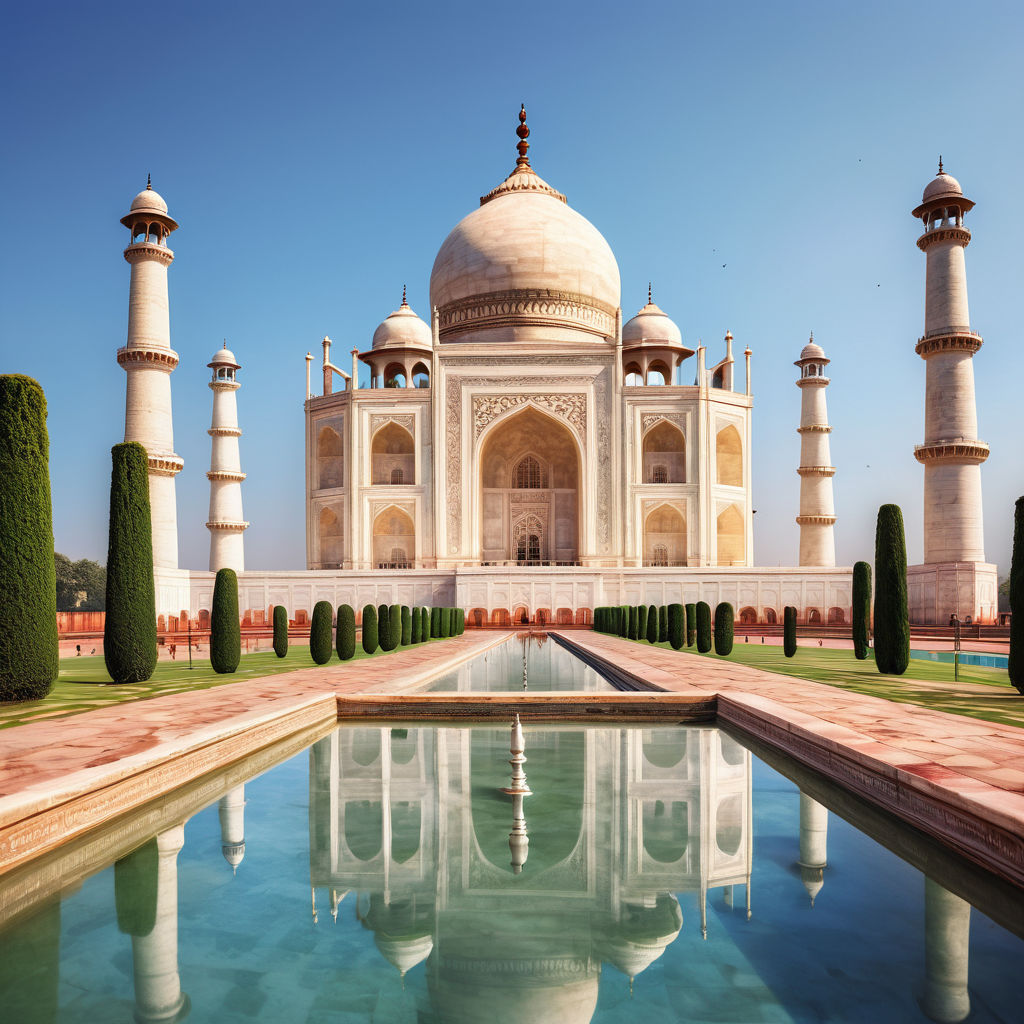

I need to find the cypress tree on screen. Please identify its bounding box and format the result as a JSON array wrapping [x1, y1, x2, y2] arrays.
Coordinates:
[[659, 605, 668, 643], [389, 604, 402, 649], [620, 605, 629, 637], [852, 560, 872, 661], [103, 442, 157, 685], [310, 601, 333, 664], [646, 604, 658, 643], [668, 603, 684, 649], [696, 602, 712, 653], [0, 375, 58, 700], [714, 602, 734, 656], [1010, 497, 1024, 693], [412, 607, 423, 643], [401, 605, 412, 645], [685, 603, 697, 647], [376, 603, 392, 651], [210, 568, 241, 673], [784, 606, 797, 658], [272, 605, 288, 658], [361, 604, 378, 654], [455, 608, 465, 635], [337, 604, 356, 661], [430, 606, 441, 638], [636, 605, 647, 642], [873, 503, 910, 675], [421, 606, 430, 641], [440, 607, 452, 638]]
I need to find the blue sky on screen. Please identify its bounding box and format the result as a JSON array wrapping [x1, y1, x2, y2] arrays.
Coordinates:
[[2, 0, 1021, 573]]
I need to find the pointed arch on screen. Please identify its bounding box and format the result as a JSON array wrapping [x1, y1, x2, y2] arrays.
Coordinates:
[[371, 421, 414, 485], [716, 425, 743, 486], [643, 419, 686, 483], [644, 502, 686, 566], [372, 504, 414, 568], [317, 420, 343, 489], [716, 504, 744, 565], [318, 505, 343, 567]]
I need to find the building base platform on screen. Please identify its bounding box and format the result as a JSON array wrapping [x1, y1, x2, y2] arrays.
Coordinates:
[[907, 561, 999, 625]]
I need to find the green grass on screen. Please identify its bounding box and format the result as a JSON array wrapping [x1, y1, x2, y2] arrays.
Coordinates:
[[0, 637, 445, 730], [626, 638, 1024, 730]]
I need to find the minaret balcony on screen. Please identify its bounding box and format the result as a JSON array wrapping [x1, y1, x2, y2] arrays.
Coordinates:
[[795, 376, 830, 388], [206, 520, 249, 532], [208, 426, 243, 438], [917, 225, 971, 251], [797, 466, 836, 477], [797, 425, 833, 434], [117, 345, 179, 371], [796, 514, 836, 526], [147, 453, 184, 477], [123, 242, 174, 265], [914, 440, 989, 465], [915, 331, 983, 358], [206, 470, 247, 482]]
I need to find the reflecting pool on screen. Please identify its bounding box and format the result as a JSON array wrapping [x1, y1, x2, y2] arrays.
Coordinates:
[[1, 720, 1022, 1023]]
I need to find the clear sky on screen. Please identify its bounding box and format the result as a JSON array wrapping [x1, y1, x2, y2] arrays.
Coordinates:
[[2, 0, 1021, 574]]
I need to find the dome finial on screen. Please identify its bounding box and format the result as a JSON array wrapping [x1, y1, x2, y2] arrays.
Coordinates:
[[401, 283, 407, 307], [648, 282, 652, 305], [938, 155, 943, 175], [146, 172, 152, 190], [223, 339, 227, 349], [809, 330, 814, 342], [516, 104, 530, 167]]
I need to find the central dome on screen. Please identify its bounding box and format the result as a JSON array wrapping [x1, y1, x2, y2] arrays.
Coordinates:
[[429, 108, 620, 343]]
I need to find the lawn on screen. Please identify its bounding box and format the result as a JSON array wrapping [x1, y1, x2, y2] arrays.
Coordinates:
[[641, 637, 1024, 729], [0, 638, 444, 730]]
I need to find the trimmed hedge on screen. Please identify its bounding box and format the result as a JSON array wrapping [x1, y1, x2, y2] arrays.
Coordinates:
[[873, 504, 909, 675], [310, 601, 333, 664], [114, 838, 158, 937], [362, 604, 378, 654], [411, 606, 422, 644], [668, 603, 684, 649], [636, 605, 647, 643], [0, 375, 58, 700], [378, 603, 394, 652], [619, 605, 629, 637], [454, 608, 465, 635], [211, 568, 241, 673], [696, 602, 712, 653], [1011, 497, 1024, 693], [420, 606, 430, 642], [646, 604, 658, 643], [440, 607, 452, 638], [389, 604, 402, 650], [337, 604, 356, 660], [401, 605, 412, 645], [784, 606, 797, 657], [103, 442, 157, 686], [430, 607, 441, 638], [852, 561, 871, 661], [714, 602, 734, 656], [658, 606, 668, 643], [273, 605, 288, 658], [685, 603, 696, 647]]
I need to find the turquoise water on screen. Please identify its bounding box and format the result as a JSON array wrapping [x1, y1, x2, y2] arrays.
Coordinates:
[[911, 649, 1009, 669], [1, 719, 1022, 1023]]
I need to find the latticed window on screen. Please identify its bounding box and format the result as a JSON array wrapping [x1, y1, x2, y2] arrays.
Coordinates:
[[514, 456, 543, 489], [651, 465, 668, 484], [391, 468, 404, 485], [651, 544, 669, 567], [390, 547, 409, 568], [517, 533, 541, 563]]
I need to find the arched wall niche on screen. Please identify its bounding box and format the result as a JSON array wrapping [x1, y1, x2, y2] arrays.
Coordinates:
[[319, 505, 343, 567], [372, 505, 414, 568], [716, 504, 744, 565], [643, 420, 686, 483], [716, 424, 743, 486], [643, 503, 686, 566], [317, 418, 344, 489], [371, 422, 414, 485], [477, 405, 582, 565]]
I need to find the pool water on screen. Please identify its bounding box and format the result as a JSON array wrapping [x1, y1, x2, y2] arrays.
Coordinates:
[[1, 719, 1021, 1023], [911, 649, 1009, 670]]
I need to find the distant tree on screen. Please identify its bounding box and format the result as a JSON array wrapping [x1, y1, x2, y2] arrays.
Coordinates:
[[389, 604, 402, 649], [619, 605, 629, 638], [646, 604, 658, 643], [873, 504, 909, 675], [273, 605, 288, 658], [420, 606, 430, 642], [714, 602, 734, 656], [636, 605, 648, 643], [378, 603, 395, 652], [658, 605, 668, 643], [210, 568, 241, 673], [1009, 497, 1024, 694], [337, 604, 355, 661], [784, 606, 797, 658], [440, 607, 452, 638], [685, 603, 697, 647], [361, 604, 378, 654], [696, 602, 712, 653], [54, 552, 77, 611], [454, 608, 465, 635], [668, 604, 684, 650], [628, 606, 638, 640], [401, 605, 412, 645], [852, 561, 872, 660], [310, 601, 333, 665], [430, 606, 441, 638], [0, 375, 58, 700], [104, 442, 157, 685]]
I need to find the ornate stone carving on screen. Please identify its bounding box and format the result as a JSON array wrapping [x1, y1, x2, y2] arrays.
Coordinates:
[[370, 500, 415, 522], [438, 288, 617, 341], [917, 226, 971, 252], [369, 413, 414, 437], [472, 393, 587, 441], [116, 345, 179, 371], [914, 441, 989, 465], [915, 332, 983, 358], [640, 412, 685, 436]]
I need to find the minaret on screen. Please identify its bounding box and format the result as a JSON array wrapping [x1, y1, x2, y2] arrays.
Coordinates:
[[912, 162, 988, 567], [206, 344, 248, 572], [118, 178, 183, 569], [922, 877, 971, 1023], [795, 335, 836, 567]]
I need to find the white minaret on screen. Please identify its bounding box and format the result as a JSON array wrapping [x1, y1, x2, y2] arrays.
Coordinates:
[[206, 344, 248, 571], [795, 335, 836, 567], [912, 164, 988, 565], [118, 177, 183, 569], [922, 877, 971, 1023]]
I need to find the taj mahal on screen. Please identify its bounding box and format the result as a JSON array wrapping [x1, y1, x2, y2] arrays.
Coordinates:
[[115, 109, 997, 627]]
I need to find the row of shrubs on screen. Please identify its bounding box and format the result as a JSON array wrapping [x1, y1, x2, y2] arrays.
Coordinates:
[[594, 602, 737, 656], [263, 599, 466, 667]]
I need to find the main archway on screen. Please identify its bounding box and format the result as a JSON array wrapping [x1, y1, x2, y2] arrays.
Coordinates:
[[477, 406, 581, 564]]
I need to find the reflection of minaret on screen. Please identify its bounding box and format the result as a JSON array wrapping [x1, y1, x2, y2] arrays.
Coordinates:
[[501, 715, 531, 874], [798, 792, 828, 906], [218, 785, 246, 875], [131, 825, 190, 1024], [922, 878, 971, 1023]]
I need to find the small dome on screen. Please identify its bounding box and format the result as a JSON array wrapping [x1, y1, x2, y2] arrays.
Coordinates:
[[209, 344, 240, 368], [922, 171, 963, 204], [221, 841, 245, 871], [372, 300, 432, 351], [130, 184, 169, 215], [800, 341, 825, 361], [622, 301, 682, 348], [375, 932, 434, 975]]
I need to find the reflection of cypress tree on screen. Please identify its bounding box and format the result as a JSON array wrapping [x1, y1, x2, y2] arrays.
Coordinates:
[[115, 838, 159, 937], [0, 898, 61, 1024]]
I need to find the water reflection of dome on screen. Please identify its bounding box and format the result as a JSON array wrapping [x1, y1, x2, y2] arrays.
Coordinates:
[[375, 932, 434, 977], [601, 896, 683, 983]]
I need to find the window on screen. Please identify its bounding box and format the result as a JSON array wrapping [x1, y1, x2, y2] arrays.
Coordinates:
[[390, 547, 409, 568], [651, 544, 668, 567], [390, 468, 404, 485], [514, 456, 543, 489], [651, 465, 668, 484], [517, 533, 541, 564]]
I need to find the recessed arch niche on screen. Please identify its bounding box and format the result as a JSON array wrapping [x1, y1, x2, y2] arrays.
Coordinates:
[[643, 420, 686, 483], [371, 422, 414, 485], [477, 406, 580, 564], [318, 506, 343, 567], [716, 504, 744, 565], [716, 424, 743, 486], [372, 505, 414, 569], [643, 503, 686, 566]]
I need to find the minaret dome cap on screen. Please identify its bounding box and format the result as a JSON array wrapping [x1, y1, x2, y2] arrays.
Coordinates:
[[913, 162, 974, 217], [622, 300, 683, 348], [208, 344, 240, 369], [121, 178, 178, 230], [371, 299, 433, 351]]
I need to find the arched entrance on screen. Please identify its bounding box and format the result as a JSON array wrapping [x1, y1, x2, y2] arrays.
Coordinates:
[[372, 506, 414, 568], [478, 407, 581, 564]]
